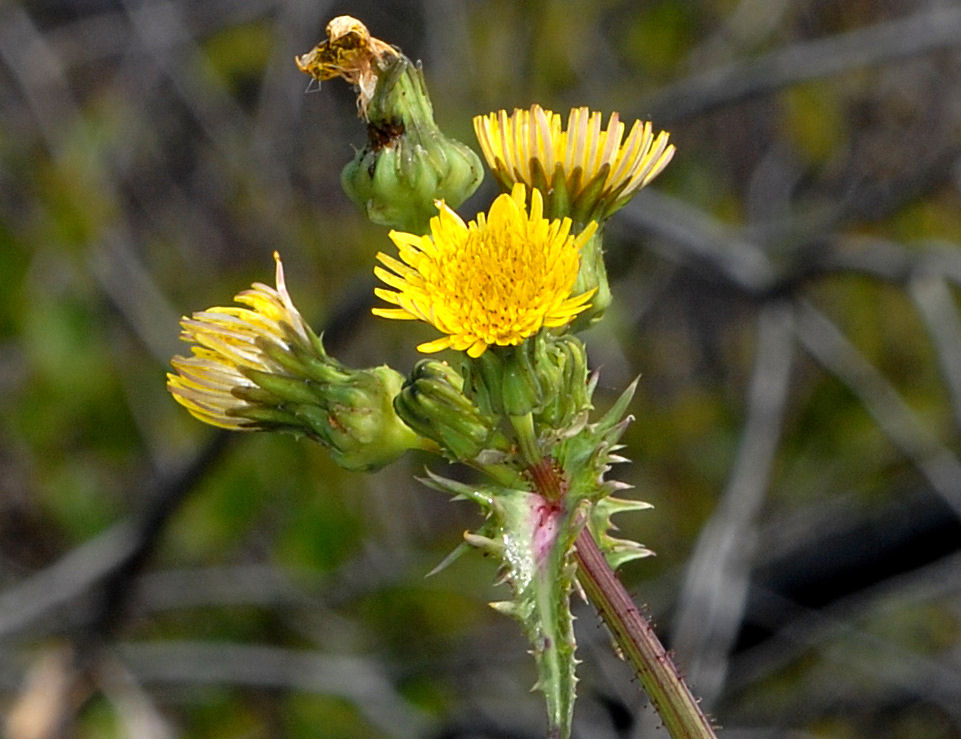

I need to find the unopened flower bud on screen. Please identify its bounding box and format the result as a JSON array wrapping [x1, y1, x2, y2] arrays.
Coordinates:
[[465, 342, 542, 420], [532, 334, 591, 429], [394, 360, 496, 461]]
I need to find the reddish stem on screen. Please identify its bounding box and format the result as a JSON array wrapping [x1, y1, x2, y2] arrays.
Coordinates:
[[574, 529, 716, 739]]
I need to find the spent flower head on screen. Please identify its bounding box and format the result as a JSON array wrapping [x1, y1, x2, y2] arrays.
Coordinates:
[[474, 104, 675, 222], [372, 183, 597, 358], [297, 16, 482, 232], [295, 15, 398, 115]]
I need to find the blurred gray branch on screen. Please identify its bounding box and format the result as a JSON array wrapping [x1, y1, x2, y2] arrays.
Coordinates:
[[671, 301, 795, 709], [647, 5, 961, 121], [117, 641, 434, 738]]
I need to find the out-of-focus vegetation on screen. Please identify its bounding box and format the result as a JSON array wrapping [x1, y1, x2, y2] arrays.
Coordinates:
[[2, 1, 961, 737]]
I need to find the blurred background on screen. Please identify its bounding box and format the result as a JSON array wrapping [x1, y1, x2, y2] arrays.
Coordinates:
[[2, 0, 961, 736]]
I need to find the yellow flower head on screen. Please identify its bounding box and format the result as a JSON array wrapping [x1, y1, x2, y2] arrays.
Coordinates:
[[473, 105, 675, 222], [167, 252, 311, 429], [373, 183, 597, 358]]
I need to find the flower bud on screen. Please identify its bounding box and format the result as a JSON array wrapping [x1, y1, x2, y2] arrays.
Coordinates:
[[463, 332, 594, 428], [465, 344, 543, 420], [393, 360, 496, 461], [340, 55, 483, 232], [532, 334, 591, 429]]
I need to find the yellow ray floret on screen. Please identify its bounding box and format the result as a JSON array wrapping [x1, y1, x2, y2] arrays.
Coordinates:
[[373, 183, 597, 358], [473, 105, 674, 219], [167, 252, 310, 429]]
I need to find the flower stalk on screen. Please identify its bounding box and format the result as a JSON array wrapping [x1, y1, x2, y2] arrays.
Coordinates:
[[573, 530, 716, 739]]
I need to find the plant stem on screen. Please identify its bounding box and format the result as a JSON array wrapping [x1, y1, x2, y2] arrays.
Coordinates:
[[574, 529, 716, 739]]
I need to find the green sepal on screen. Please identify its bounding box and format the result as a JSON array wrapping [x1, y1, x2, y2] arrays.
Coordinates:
[[464, 341, 545, 421], [547, 164, 571, 221], [569, 230, 611, 331], [231, 384, 283, 406], [242, 368, 320, 406], [528, 157, 552, 202], [287, 403, 338, 443], [500, 343, 542, 417], [533, 334, 591, 430], [570, 163, 611, 226], [463, 349, 504, 417], [230, 404, 300, 428]]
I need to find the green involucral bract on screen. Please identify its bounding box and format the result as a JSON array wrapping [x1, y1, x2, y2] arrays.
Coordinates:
[[232, 325, 426, 471], [461, 332, 594, 430], [569, 230, 612, 330]]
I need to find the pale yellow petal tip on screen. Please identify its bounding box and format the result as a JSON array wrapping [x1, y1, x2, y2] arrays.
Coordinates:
[[271, 250, 285, 290], [167, 253, 311, 430]]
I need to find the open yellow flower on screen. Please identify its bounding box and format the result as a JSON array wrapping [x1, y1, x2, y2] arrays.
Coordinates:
[[473, 105, 675, 222], [373, 183, 597, 358], [167, 252, 312, 430]]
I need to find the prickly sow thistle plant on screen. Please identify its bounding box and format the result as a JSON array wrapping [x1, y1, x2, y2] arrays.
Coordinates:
[[169, 16, 714, 739]]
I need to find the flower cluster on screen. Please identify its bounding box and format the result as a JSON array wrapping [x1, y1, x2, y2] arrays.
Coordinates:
[[167, 18, 680, 738]]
